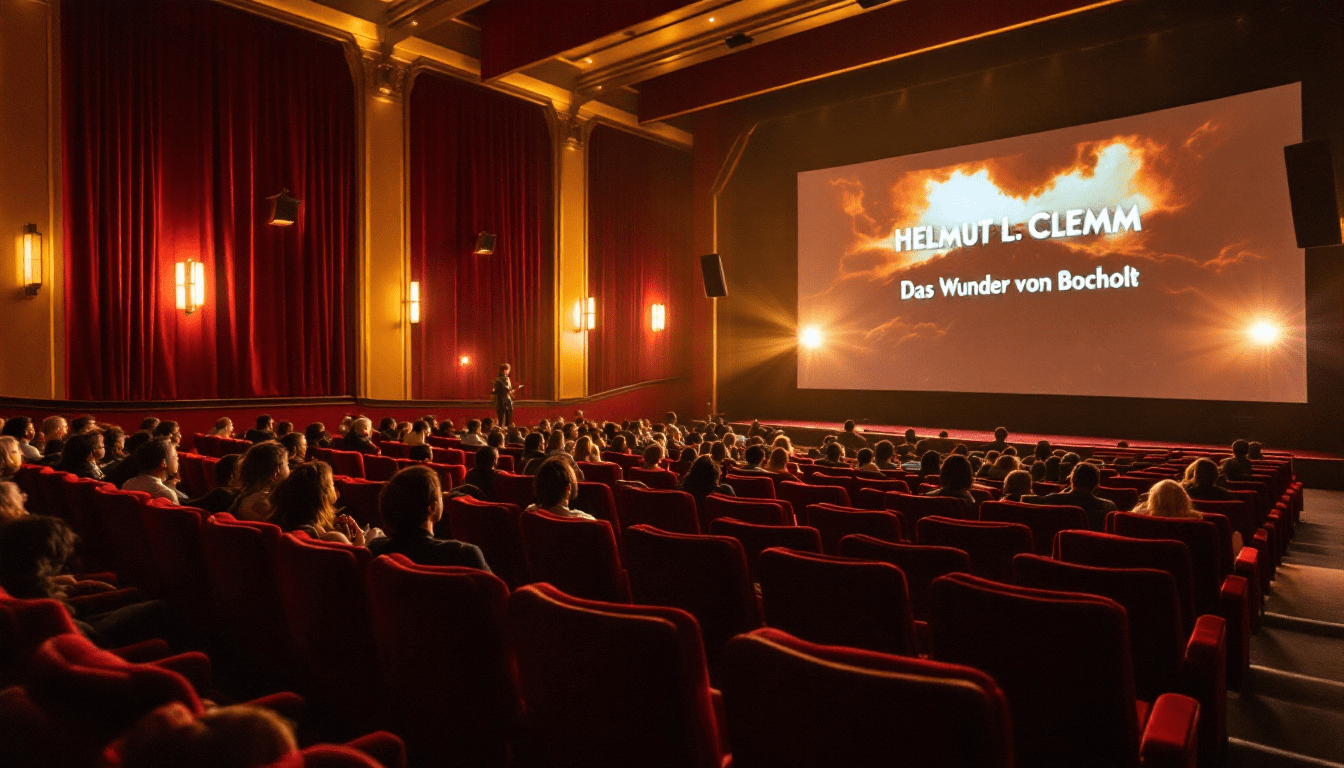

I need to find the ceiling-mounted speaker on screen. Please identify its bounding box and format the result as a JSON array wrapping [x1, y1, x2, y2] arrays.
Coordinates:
[[268, 189, 301, 226], [1283, 140, 1342, 248], [475, 231, 497, 255], [725, 33, 754, 48], [701, 253, 728, 298]]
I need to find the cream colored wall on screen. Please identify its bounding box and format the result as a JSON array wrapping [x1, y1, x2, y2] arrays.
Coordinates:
[[556, 125, 589, 400], [361, 68, 410, 400], [0, 0, 63, 399]]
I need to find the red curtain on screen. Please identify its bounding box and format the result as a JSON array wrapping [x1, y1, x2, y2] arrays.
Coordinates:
[[62, 0, 356, 400], [587, 125, 693, 393], [409, 73, 555, 400]]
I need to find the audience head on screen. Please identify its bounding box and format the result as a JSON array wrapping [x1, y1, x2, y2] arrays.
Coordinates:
[[1143, 479, 1198, 519], [1029, 461, 1047, 482], [380, 465, 443, 537], [1189, 457, 1219, 487], [124, 429, 154, 459], [1248, 441, 1264, 459], [1034, 440, 1052, 461], [483, 417, 495, 434], [823, 442, 843, 463], [237, 441, 289, 494], [993, 453, 1019, 475], [745, 444, 766, 467], [1069, 462, 1102, 492], [523, 431, 544, 455], [1002, 445, 1017, 456], [951, 444, 969, 456], [545, 429, 565, 454], [919, 450, 941, 476], [939, 430, 949, 439], [0, 514, 76, 599], [379, 417, 396, 434], [770, 435, 794, 454], [338, 415, 352, 435], [42, 416, 68, 441], [213, 417, 233, 437], [279, 432, 307, 464], [133, 437, 178, 479], [304, 422, 327, 447], [255, 414, 273, 433], [70, 415, 98, 435], [2, 416, 34, 441], [938, 454, 973, 492], [1231, 439, 1249, 458], [994, 426, 1008, 442], [874, 440, 895, 465], [0, 481, 28, 526], [1003, 469, 1033, 498], [351, 417, 372, 438], [682, 454, 723, 493], [533, 456, 578, 509], [678, 446, 698, 463], [60, 430, 105, 467], [857, 447, 874, 467], [642, 441, 666, 467], [268, 462, 338, 535], [1044, 456, 1062, 481], [215, 454, 243, 488], [475, 446, 498, 471], [274, 421, 293, 438], [711, 440, 729, 464], [152, 420, 181, 444], [140, 417, 160, 433], [903, 428, 917, 444], [843, 419, 856, 432], [112, 702, 298, 768], [766, 447, 789, 472], [0, 436, 22, 477]]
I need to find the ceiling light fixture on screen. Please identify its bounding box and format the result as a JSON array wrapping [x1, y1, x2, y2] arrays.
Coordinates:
[[725, 33, 754, 48]]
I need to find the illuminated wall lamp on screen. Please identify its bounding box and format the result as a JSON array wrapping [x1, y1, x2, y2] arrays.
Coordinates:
[[21, 224, 42, 296], [651, 303, 666, 332], [573, 296, 596, 331], [175, 259, 205, 314], [409, 281, 421, 324]]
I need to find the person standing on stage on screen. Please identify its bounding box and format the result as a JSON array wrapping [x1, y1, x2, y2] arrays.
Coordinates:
[[492, 364, 517, 427]]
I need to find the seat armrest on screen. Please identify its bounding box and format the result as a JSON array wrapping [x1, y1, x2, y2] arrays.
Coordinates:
[[344, 731, 406, 768], [1218, 575, 1251, 692], [711, 687, 731, 756], [108, 638, 170, 663], [1181, 614, 1227, 766], [65, 587, 144, 615], [149, 651, 212, 693], [1233, 547, 1263, 631], [245, 691, 305, 724], [1140, 693, 1200, 768]]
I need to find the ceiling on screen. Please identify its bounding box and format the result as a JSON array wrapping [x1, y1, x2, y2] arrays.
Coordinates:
[[303, 0, 1131, 126]]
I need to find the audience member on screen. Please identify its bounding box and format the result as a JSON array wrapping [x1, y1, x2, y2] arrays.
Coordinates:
[[0, 436, 22, 482], [279, 432, 308, 468], [369, 466, 490, 568], [139, 417, 161, 434], [1182, 458, 1237, 501], [110, 702, 298, 768], [102, 426, 127, 465], [734, 444, 769, 473], [2, 417, 41, 461], [1219, 439, 1255, 484], [641, 441, 666, 468], [40, 415, 69, 457], [984, 453, 1019, 480], [0, 481, 28, 526], [274, 421, 293, 439], [55, 430, 106, 480], [836, 420, 868, 457], [525, 456, 594, 520], [1248, 441, 1265, 460], [460, 419, 487, 448], [378, 417, 399, 441], [979, 426, 1010, 452], [209, 417, 234, 437], [228, 442, 289, 522], [243, 415, 276, 444], [463, 446, 499, 500], [680, 455, 736, 507], [915, 450, 941, 481], [185, 454, 243, 514], [122, 437, 186, 504], [815, 441, 846, 467], [1024, 462, 1116, 530], [924, 454, 976, 513], [1002, 469, 1033, 502], [305, 422, 332, 449], [1134, 479, 1200, 519], [406, 419, 430, 448], [334, 417, 381, 455], [268, 462, 364, 544], [152, 420, 182, 446], [854, 447, 879, 474], [764, 447, 791, 473], [873, 440, 899, 470]]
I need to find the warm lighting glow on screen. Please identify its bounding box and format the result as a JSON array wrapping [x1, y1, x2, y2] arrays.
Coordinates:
[[21, 224, 41, 296], [708, 16, 716, 22], [459, 355, 470, 366], [409, 281, 421, 324], [573, 297, 597, 331], [651, 303, 666, 332], [175, 259, 205, 314], [584, 57, 593, 64], [800, 326, 823, 349], [1248, 320, 1282, 346]]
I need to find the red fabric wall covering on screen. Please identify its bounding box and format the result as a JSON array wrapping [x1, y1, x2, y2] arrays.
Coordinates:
[[586, 125, 694, 393], [409, 73, 556, 400], [61, 0, 356, 401]]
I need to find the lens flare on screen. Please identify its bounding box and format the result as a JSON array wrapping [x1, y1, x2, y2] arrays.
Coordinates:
[[800, 327, 823, 349], [1248, 321, 1281, 346]]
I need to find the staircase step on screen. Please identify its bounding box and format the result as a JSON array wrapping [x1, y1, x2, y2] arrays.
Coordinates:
[[1229, 738, 1344, 768]]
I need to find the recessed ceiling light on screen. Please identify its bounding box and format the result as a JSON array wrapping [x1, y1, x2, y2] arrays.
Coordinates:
[[708, 16, 716, 22], [410, 19, 418, 25], [584, 57, 593, 64]]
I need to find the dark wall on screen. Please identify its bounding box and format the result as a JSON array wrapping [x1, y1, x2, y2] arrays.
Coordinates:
[[705, 0, 1344, 451]]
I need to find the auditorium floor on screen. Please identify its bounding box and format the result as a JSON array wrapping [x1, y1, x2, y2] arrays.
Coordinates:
[[1228, 489, 1344, 768]]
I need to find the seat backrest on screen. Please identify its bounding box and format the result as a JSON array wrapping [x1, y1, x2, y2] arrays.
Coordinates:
[[707, 518, 822, 582], [519, 510, 629, 603], [379, 441, 412, 459], [617, 486, 700, 535], [757, 547, 916, 656], [425, 461, 467, 488], [139, 497, 214, 630], [1109, 512, 1226, 614], [979, 499, 1086, 555], [275, 533, 380, 730], [805, 503, 902, 555], [37, 469, 72, 520], [851, 477, 911, 501], [201, 456, 221, 490], [1012, 554, 1187, 702], [362, 454, 399, 482], [722, 473, 777, 499], [884, 492, 970, 529], [507, 583, 723, 768], [721, 627, 1012, 768], [625, 466, 680, 490], [201, 513, 298, 677], [177, 452, 209, 499], [577, 461, 623, 488], [490, 471, 535, 508], [443, 495, 529, 589], [928, 573, 1141, 768], [915, 516, 1034, 582], [366, 555, 517, 768], [0, 595, 79, 688], [1054, 529, 1197, 635], [573, 481, 620, 529], [1095, 486, 1139, 511], [779, 481, 849, 516], [602, 452, 643, 469], [92, 486, 163, 595], [62, 476, 112, 570], [193, 434, 220, 457], [1190, 499, 1256, 539], [837, 534, 970, 621], [703, 494, 790, 529], [809, 472, 861, 500], [13, 464, 51, 513], [327, 449, 366, 479], [334, 478, 385, 528], [624, 525, 762, 670]]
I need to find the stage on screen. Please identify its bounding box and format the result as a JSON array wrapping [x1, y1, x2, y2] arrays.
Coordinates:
[[730, 419, 1344, 489]]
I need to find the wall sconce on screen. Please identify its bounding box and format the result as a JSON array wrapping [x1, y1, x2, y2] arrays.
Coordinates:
[[572, 296, 596, 331], [459, 354, 471, 366], [408, 281, 421, 324], [21, 224, 42, 296], [474, 232, 496, 255], [175, 259, 205, 314], [651, 303, 666, 332]]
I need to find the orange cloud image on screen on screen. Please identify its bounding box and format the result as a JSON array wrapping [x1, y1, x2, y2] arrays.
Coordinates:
[[797, 83, 1306, 403]]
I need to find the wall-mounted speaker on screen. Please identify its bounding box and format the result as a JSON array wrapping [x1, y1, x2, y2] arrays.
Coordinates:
[[701, 253, 728, 298], [475, 231, 497, 255], [268, 189, 301, 227], [1284, 139, 1342, 248]]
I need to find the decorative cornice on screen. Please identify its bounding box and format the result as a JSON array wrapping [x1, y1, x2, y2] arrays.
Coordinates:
[[362, 51, 412, 102]]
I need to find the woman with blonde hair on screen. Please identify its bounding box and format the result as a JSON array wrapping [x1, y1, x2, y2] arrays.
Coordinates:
[[209, 417, 234, 437], [764, 446, 791, 474], [0, 481, 28, 526], [1135, 479, 1200, 519], [267, 462, 365, 545], [770, 434, 794, 456], [0, 436, 22, 483], [572, 435, 600, 463]]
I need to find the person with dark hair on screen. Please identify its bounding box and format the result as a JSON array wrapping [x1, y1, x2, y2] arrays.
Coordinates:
[[1219, 439, 1255, 484], [872, 440, 899, 470], [679, 454, 736, 508], [152, 420, 181, 446], [244, 415, 276, 444], [520, 432, 547, 475], [854, 447, 879, 474], [228, 442, 290, 521], [139, 417, 161, 434], [1002, 469, 1034, 503], [1024, 462, 1116, 530], [378, 417, 399, 441], [815, 441, 846, 467], [979, 426, 1010, 452], [274, 421, 293, 440], [185, 454, 244, 514], [1247, 441, 1265, 460], [369, 466, 489, 569], [916, 450, 941, 481], [269, 462, 365, 544], [1033, 440, 1052, 462], [406, 419, 430, 449], [463, 446, 499, 500], [527, 456, 594, 520], [1029, 460, 1047, 483], [1183, 458, 1236, 501], [836, 420, 868, 458], [734, 444, 769, 473], [279, 432, 308, 469], [123, 438, 185, 504], [55, 430, 106, 480], [304, 422, 332, 450], [1044, 456, 1063, 482], [924, 453, 976, 513], [103, 430, 154, 489], [99, 426, 125, 468], [69, 415, 98, 435], [641, 441, 666, 469], [460, 419, 487, 448], [3, 416, 42, 461]]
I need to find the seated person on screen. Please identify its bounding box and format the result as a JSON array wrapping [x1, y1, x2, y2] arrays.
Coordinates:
[[110, 702, 298, 768], [900, 428, 918, 448], [378, 417, 399, 441], [243, 414, 276, 444], [152, 420, 182, 446], [268, 462, 368, 545], [525, 456, 595, 520], [836, 420, 868, 458], [520, 432, 547, 474], [1183, 457, 1237, 501], [0, 480, 29, 526], [304, 422, 332, 450], [333, 417, 381, 455], [409, 442, 434, 462], [1024, 462, 1117, 531], [1218, 439, 1255, 484], [978, 426, 1010, 453], [185, 454, 244, 514], [1248, 441, 1265, 460], [55, 430, 106, 480], [679, 455, 735, 507], [764, 447, 791, 474], [914, 450, 941, 481], [122, 438, 187, 504], [640, 441, 666, 469], [855, 447, 880, 474], [1138, 478, 1243, 551], [923, 454, 977, 514], [983, 453, 1019, 481], [369, 466, 491, 569], [279, 431, 308, 469], [1001, 469, 1034, 503], [463, 446, 499, 500], [873, 440, 900, 470], [734, 444, 770, 473], [228, 442, 290, 522], [814, 441, 846, 467], [459, 419, 488, 448], [209, 417, 234, 438]]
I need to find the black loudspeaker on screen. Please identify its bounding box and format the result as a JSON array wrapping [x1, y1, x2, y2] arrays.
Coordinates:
[[1284, 140, 1342, 248], [267, 190, 301, 227], [701, 253, 728, 298], [474, 232, 497, 255]]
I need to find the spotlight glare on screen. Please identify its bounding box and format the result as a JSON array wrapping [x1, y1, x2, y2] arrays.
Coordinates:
[[800, 326, 823, 349], [459, 355, 470, 366], [1248, 321, 1281, 346]]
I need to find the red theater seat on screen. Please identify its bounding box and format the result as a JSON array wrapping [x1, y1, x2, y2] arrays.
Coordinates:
[[378, 441, 411, 459], [838, 535, 971, 621], [362, 454, 399, 482], [722, 473, 778, 499], [704, 494, 792, 528], [617, 486, 700, 535], [424, 461, 467, 488], [929, 573, 1200, 768], [721, 628, 1013, 768], [979, 498, 1086, 556], [490, 471, 535, 508], [366, 555, 517, 768], [805, 503, 903, 554], [1096, 485, 1140, 511], [915, 516, 1034, 582], [139, 497, 215, 631], [442, 495, 528, 589], [177, 451, 209, 498], [577, 460, 623, 489], [327, 449, 366, 479], [757, 547, 917, 656], [779, 481, 849, 520], [520, 510, 629, 603], [574, 481, 620, 528], [507, 583, 725, 768], [707, 518, 823, 582], [92, 486, 163, 596], [884, 492, 971, 533], [625, 466, 679, 489], [334, 477, 385, 529]]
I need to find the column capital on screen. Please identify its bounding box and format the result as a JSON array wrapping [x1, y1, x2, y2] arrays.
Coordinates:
[[362, 52, 411, 103]]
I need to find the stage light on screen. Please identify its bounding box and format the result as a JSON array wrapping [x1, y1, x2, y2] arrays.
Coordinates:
[[800, 326, 823, 349], [408, 281, 421, 324], [175, 259, 205, 314], [651, 303, 666, 332], [20, 224, 42, 297], [1248, 320, 1281, 346], [459, 355, 470, 366]]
